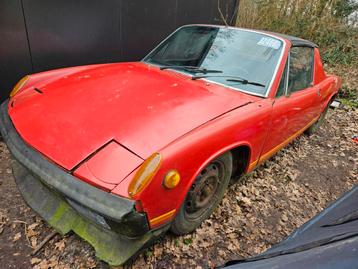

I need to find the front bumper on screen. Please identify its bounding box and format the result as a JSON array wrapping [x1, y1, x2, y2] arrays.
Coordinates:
[[0, 100, 168, 265]]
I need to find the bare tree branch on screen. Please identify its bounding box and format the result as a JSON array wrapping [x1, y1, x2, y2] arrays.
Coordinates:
[[218, 0, 229, 26]]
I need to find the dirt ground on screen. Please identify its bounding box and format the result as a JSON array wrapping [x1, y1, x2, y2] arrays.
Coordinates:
[[0, 105, 357, 269]]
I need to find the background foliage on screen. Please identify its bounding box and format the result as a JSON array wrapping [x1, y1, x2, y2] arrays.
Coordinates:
[[235, 0, 358, 106]]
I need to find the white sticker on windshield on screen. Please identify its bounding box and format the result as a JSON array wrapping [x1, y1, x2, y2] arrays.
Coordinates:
[[257, 37, 281, 50]]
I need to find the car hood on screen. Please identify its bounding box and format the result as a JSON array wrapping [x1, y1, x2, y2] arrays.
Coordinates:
[[9, 62, 256, 170]]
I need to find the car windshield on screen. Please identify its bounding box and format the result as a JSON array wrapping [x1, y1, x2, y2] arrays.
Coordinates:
[[143, 26, 284, 96]]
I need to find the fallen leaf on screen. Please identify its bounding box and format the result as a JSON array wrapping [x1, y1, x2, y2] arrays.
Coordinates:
[[54, 240, 66, 252], [31, 236, 38, 248], [28, 222, 40, 230], [26, 228, 38, 237], [241, 197, 252, 206], [31, 258, 42, 265], [13, 232, 21, 242]]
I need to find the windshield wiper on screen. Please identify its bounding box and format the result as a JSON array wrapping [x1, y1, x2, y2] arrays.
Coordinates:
[[192, 75, 266, 88], [160, 66, 223, 74]]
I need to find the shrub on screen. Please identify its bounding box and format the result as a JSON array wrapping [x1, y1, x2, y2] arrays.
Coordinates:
[[236, 0, 358, 66]]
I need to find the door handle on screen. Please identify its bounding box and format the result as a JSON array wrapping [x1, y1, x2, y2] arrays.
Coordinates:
[[317, 88, 321, 96]]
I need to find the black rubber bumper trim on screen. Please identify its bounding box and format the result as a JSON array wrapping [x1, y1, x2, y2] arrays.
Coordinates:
[[0, 100, 149, 236], [11, 159, 169, 265]]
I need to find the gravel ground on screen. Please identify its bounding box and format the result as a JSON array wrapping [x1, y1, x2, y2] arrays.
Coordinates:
[[0, 105, 357, 269]]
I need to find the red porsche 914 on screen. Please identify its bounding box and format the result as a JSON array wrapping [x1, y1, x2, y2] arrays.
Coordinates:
[[0, 25, 341, 265]]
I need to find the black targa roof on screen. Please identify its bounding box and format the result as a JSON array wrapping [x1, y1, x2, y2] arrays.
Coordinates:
[[222, 185, 358, 269], [276, 34, 318, 48], [191, 25, 318, 48], [264, 31, 318, 48]]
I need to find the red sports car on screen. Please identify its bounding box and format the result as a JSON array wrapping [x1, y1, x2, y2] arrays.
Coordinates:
[[0, 25, 341, 265]]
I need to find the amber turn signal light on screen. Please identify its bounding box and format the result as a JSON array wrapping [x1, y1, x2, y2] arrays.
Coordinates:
[[10, 75, 29, 97], [163, 170, 180, 189], [128, 153, 162, 197]]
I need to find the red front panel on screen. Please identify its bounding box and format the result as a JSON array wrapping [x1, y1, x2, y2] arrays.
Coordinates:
[[9, 62, 255, 170]]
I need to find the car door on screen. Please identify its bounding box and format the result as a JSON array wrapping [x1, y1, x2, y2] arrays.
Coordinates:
[[259, 46, 321, 163]]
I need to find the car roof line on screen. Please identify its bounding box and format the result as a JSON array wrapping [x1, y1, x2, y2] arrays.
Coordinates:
[[182, 24, 318, 48]]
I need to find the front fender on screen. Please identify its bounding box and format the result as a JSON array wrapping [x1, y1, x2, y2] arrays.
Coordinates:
[[113, 100, 272, 227]]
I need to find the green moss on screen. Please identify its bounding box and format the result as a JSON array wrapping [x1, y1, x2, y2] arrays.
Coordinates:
[[45, 200, 153, 265], [47, 201, 77, 235], [15, 162, 159, 266], [340, 98, 358, 109], [183, 238, 193, 245]]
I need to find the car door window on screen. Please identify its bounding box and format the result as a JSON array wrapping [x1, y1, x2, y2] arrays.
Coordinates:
[[287, 47, 314, 93], [276, 60, 288, 98]]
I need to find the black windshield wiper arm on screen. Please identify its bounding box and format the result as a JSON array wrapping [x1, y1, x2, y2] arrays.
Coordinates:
[[192, 75, 266, 88], [227, 78, 266, 88], [160, 66, 222, 74]]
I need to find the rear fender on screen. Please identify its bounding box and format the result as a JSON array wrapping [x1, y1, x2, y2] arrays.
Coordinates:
[[320, 75, 341, 112]]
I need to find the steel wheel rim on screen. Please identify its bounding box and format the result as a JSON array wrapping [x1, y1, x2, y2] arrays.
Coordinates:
[[184, 160, 225, 220]]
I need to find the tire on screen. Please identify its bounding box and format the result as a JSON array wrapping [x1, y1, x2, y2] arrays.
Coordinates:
[[171, 152, 233, 235], [305, 101, 331, 135]]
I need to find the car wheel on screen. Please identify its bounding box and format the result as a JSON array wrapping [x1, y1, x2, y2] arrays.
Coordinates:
[[171, 152, 233, 235], [305, 102, 331, 135]]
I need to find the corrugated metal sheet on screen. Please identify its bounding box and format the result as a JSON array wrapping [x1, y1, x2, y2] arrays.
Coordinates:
[[0, 0, 238, 101]]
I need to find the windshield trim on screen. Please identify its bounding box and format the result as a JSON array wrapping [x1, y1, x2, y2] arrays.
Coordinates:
[[142, 25, 287, 98], [201, 78, 267, 98]]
